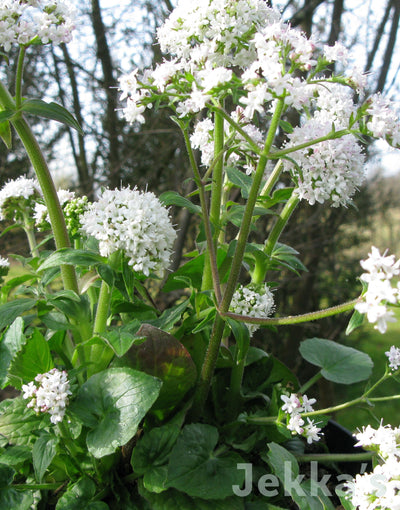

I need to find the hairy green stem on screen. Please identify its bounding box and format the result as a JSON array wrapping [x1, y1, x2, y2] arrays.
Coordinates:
[[202, 107, 224, 291], [268, 129, 351, 159], [0, 79, 78, 293], [247, 373, 397, 425], [260, 159, 284, 197], [15, 46, 26, 109], [294, 452, 374, 463], [191, 99, 286, 419], [182, 129, 221, 302], [221, 298, 359, 326]]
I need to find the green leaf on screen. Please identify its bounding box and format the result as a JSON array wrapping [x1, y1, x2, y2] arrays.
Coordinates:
[[8, 329, 53, 389], [139, 481, 244, 510], [20, 99, 83, 134], [102, 321, 142, 357], [56, 477, 109, 509], [299, 337, 373, 384], [131, 412, 184, 484], [0, 120, 12, 149], [38, 248, 104, 271], [0, 110, 15, 124], [0, 464, 33, 510], [226, 318, 250, 364], [226, 167, 252, 199], [336, 488, 355, 510], [0, 299, 36, 331], [148, 299, 190, 331], [122, 324, 197, 410], [278, 119, 294, 133], [166, 424, 245, 499], [0, 445, 31, 468], [32, 434, 58, 482], [0, 397, 44, 446], [159, 191, 201, 214], [0, 318, 26, 388], [346, 309, 365, 335], [71, 368, 162, 458]]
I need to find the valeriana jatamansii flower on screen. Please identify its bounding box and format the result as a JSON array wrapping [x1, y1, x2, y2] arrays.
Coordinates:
[[0, 176, 41, 222], [22, 368, 71, 425], [230, 283, 275, 336], [355, 246, 400, 333], [0, 0, 76, 51], [80, 187, 176, 276]]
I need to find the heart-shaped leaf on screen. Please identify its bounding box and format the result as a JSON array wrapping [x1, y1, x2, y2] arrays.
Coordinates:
[[71, 367, 161, 458], [299, 338, 373, 384]]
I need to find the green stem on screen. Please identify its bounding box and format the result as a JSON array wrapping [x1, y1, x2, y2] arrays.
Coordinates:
[[13, 483, 65, 491], [15, 46, 26, 109], [202, 107, 224, 291], [221, 298, 359, 326], [260, 159, 284, 197], [21, 210, 39, 258], [294, 452, 375, 463], [298, 371, 323, 394], [210, 105, 262, 155], [248, 375, 397, 425], [268, 129, 351, 159], [182, 129, 222, 302], [191, 99, 286, 419], [264, 193, 300, 257], [0, 80, 78, 294]]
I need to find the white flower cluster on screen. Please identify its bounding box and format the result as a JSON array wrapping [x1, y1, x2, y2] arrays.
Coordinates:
[[0, 0, 76, 51], [22, 368, 71, 424], [80, 187, 176, 276], [0, 176, 41, 221], [355, 246, 400, 334], [346, 424, 400, 510], [190, 108, 264, 172], [283, 119, 365, 207], [385, 346, 400, 371], [366, 93, 400, 148], [119, 0, 367, 126], [230, 283, 275, 335], [280, 393, 323, 444], [0, 255, 9, 268]]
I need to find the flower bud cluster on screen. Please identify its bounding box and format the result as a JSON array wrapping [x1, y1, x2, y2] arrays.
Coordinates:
[[280, 393, 323, 444], [355, 246, 400, 333], [346, 424, 400, 510], [34, 188, 75, 230], [229, 283, 275, 336], [22, 368, 71, 424], [0, 1, 76, 51], [80, 187, 176, 276]]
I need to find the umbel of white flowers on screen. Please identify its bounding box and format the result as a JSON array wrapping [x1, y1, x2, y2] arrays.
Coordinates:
[[80, 187, 177, 276]]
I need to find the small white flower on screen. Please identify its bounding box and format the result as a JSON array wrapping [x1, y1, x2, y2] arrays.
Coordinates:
[[304, 418, 323, 444], [281, 393, 302, 414], [385, 346, 400, 371], [0, 255, 9, 268], [287, 414, 305, 435]]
